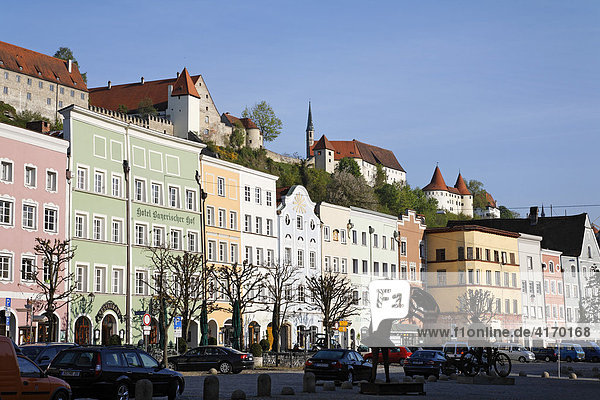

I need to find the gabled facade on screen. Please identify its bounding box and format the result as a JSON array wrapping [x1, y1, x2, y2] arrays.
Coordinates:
[[422, 166, 473, 217], [0, 122, 69, 343], [518, 233, 546, 347], [474, 192, 501, 219], [541, 248, 565, 330], [0, 40, 88, 122]]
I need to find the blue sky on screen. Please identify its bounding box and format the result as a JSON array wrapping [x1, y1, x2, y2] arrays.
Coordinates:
[[3, 1, 599, 221]]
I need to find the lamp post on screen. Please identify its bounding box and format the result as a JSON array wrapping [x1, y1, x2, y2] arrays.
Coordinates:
[[123, 159, 131, 343], [195, 170, 209, 346]]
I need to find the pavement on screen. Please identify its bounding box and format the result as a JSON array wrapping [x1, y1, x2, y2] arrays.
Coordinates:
[[176, 362, 600, 399]]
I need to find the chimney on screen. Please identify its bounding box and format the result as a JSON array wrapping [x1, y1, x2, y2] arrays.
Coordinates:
[[529, 206, 539, 226], [26, 121, 51, 134], [177, 71, 180, 78], [107, 80, 112, 89], [67, 59, 73, 73], [141, 77, 145, 85]]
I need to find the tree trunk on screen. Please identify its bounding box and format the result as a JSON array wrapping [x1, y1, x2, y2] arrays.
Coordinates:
[[45, 310, 54, 343], [271, 303, 280, 353]]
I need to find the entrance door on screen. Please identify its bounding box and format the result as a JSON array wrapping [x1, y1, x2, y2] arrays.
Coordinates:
[[101, 315, 117, 345]]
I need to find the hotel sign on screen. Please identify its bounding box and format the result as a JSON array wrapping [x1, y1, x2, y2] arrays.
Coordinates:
[[136, 207, 197, 226]]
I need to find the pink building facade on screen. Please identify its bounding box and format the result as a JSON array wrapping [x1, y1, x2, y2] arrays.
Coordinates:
[[541, 249, 565, 329], [0, 122, 68, 344]]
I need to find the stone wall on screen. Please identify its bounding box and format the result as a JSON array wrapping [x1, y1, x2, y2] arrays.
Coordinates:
[[88, 105, 174, 135]]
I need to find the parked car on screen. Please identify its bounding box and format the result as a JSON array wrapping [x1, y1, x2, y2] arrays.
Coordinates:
[[167, 346, 253, 373], [310, 334, 341, 351], [574, 341, 600, 362], [0, 335, 71, 400], [356, 345, 369, 353], [558, 343, 585, 362], [530, 347, 558, 362], [403, 350, 447, 378], [493, 343, 535, 363], [46, 345, 184, 400], [304, 349, 372, 382], [442, 342, 469, 360], [21, 343, 78, 371], [363, 347, 412, 364]]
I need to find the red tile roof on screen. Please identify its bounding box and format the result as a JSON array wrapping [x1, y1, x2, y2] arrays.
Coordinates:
[[0, 40, 87, 91], [171, 68, 200, 98], [221, 113, 258, 130], [313, 135, 335, 151], [485, 192, 497, 208], [89, 70, 202, 112], [454, 173, 471, 195], [423, 166, 471, 196]]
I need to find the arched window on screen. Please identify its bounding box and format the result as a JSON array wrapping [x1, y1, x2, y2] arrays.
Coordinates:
[[549, 262, 554, 273], [74, 316, 91, 345]]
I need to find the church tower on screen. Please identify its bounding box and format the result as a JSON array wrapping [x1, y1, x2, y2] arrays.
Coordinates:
[[306, 101, 314, 159]]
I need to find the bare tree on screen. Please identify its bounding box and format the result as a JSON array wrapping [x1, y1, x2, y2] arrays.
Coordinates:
[[212, 261, 264, 348], [457, 289, 497, 325], [30, 238, 77, 342], [260, 262, 299, 352], [306, 273, 359, 349]]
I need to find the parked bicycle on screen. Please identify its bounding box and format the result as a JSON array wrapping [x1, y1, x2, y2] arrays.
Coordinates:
[[460, 347, 511, 377]]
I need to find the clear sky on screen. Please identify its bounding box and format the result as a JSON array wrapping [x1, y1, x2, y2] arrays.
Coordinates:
[[3, 1, 599, 221]]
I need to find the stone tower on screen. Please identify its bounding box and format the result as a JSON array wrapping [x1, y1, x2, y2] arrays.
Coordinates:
[[306, 101, 314, 159]]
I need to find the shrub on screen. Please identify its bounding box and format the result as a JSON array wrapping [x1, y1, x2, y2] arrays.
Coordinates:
[[177, 339, 188, 354], [250, 343, 263, 357], [208, 337, 217, 345], [260, 339, 271, 352]]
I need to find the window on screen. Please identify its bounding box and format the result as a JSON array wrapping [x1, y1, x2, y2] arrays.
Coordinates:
[[341, 258, 347, 273], [46, 171, 57, 191], [373, 261, 379, 275], [255, 216, 262, 234], [75, 265, 88, 292], [362, 232, 367, 246], [285, 248, 292, 265], [324, 256, 330, 272], [382, 235, 386, 249], [244, 214, 251, 232], [324, 226, 330, 241], [112, 220, 122, 243], [245, 246, 253, 264], [505, 299, 510, 314], [70, 90, 74, 97], [296, 216, 303, 230], [352, 259, 359, 274], [0, 200, 13, 226], [536, 281, 542, 294], [401, 240, 407, 256], [435, 249, 445, 261], [95, 267, 106, 293], [333, 257, 339, 272], [206, 207, 216, 227], [94, 171, 105, 194], [21, 257, 35, 281], [27, 92, 32, 100], [437, 270, 447, 286], [208, 241, 216, 261], [188, 232, 198, 252], [362, 260, 368, 274], [513, 300, 518, 315], [496, 299, 501, 313], [267, 249, 274, 265], [47, 97, 52, 105], [25, 166, 36, 187], [255, 247, 263, 265], [112, 175, 122, 197], [50, 84, 54, 91], [512, 273, 517, 288], [217, 177, 225, 197], [1, 161, 13, 183], [527, 256, 533, 270], [44, 207, 57, 233], [74, 213, 87, 238], [468, 269, 474, 284], [219, 242, 227, 262], [229, 211, 237, 230], [169, 186, 180, 208], [255, 187, 261, 204], [495, 271, 501, 286], [504, 272, 509, 287], [170, 229, 181, 250], [528, 281, 534, 293], [135, 224, 147, 245], [112, 269, 123, 294], [373, 234, 378, 248], [58, 101, 63, 107], [494, 250, 499, 263], [244, 186, 251, 202], [588, 246, 592, 258], [22, 203, 36, 229], [341, 230, 347, 244], [391, 237, 396, 251], [93, 217, 105, 240], [218, 209, 226, 228], [266, 219, 273, 236], [266, 191, 272, 206], [59, 87, 63, 94], [153, 227, 164, 247], [458, 247, 465, 260], [352, 230, 358, 244], [558, 281, 563, 295], [135, 271, 148, 295], [298, 286, 305, 303], [309, 251, 316, 269], [486, 270, 492, 285], [571, 265, 576, 277], [467, 247, 474, 260], [501, 251, 507, 264], [134, 179, 146, 201], [230, 244, 238, 263], [151, 183, 162, 204], [186, 189, 196, 210]]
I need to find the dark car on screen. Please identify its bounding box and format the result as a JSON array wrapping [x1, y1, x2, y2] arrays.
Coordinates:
[[304, 349, 372, 382], [403, 350, 447, 378], [21, 342, 78, 371], [47, 345, 184, 400], [531, 347, 558, 362], [167, 346, 253, 374]]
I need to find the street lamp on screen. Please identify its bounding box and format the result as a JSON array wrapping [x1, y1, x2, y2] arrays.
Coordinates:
[[346, 219, 354, 232]]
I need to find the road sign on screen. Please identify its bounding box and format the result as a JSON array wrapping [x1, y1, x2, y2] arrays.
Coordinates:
[[134, 311, 146, 316], [338, 320, 348, 327], [5, 298, 11, 308], [6, 316, 10, 326], [143, 313, 151, 326], [174, 316, 182, 338], [338, 327, 347, 332], [143, 325, 151, 336]]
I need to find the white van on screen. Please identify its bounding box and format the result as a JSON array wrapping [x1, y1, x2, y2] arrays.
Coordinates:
[[493, 343, 535, 362], [442, 342, 470, 360]]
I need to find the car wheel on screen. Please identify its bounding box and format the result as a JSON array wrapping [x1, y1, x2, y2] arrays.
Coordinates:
[[518, 356, 526, 363], [566, 356, 572, 363], [168, 362, 178, 371], [168, 380, 181, 400], [116, 382, 130, 400], [52, 390, 69, 400], [219, 361, 233, 374], [347, 370, 354, 383], [545, 356, 550, 362]]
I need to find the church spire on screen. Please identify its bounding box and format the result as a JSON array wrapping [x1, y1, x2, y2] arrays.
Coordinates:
[[306, 101, 314, 159], [306, 101, 314, 132]]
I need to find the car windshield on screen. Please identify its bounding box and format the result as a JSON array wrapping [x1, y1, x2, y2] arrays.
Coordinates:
[[313, 350, 345, 360], [574, 345, 584, 351], [412, 351, 437, 359], [52, 351, 96, 367], [588, 342, 600, 350], [21, 346, 44, 359]]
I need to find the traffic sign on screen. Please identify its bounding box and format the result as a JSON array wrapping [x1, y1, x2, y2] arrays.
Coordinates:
[[143, 313, 151, 326], [5, 298, 11, 308], [338, 327, 347, 332], [143, 326, 151, 336], [338, 320, 348, 327], [6, 316, 10, 326], [134, 311, 146, 316], [173, 316, 182, 338]]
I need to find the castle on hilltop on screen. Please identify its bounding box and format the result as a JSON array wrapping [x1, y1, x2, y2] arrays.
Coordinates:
[[422, 165, 473, 217]]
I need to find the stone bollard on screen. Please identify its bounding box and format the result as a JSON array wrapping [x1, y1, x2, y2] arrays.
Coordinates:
[[541, 371, 550, 378], [414, 376, 425, 383], [427, 375, 437, 382], [569, 373, 577, 380], [257, 374, 272, 397], [303, 372, 316, 393], [209, 368, 218, 375], [135, 379, 153, 400], [231, 389, 246, 400], [281, 387, 295, 395], [403, 376, 413, 383], [323, 381, 336, 391], [449, 373, 458, 380], [439, 374, 449, 381], [518, 371, 527, 377], [341, 381, 353, 389], [204, 376, 219, 400]]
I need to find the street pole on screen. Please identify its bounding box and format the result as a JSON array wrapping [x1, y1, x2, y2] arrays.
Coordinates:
[[123, 159, 131, 344], [195, 170, 209, 345]]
